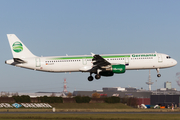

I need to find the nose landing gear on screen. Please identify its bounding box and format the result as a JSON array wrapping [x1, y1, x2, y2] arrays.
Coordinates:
[[156, 68, 161, 77], [157, 74, 161, 77]]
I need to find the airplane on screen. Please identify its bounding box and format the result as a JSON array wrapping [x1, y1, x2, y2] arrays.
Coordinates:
[[5, 34, 177, 81]]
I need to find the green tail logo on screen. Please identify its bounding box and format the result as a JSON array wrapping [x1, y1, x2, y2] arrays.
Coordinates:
[[12, 41, 23, 53]]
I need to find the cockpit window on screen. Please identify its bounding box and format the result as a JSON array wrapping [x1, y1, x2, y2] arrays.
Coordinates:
[[166, 56, 171, 59]]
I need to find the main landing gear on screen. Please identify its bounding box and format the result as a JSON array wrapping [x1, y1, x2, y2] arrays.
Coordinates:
[[88, 73, 101, 81], [95, 74, 101, 79], [156, 68, 161, 77], [88, 76, 93, 81]]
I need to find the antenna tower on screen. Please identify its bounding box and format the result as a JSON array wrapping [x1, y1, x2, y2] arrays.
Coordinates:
[[146, 70, 154, 91], [63, 78, 68, 93]]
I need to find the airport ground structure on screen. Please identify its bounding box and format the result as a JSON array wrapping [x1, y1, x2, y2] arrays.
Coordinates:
[[73, 87, 152, 98], [73, 87, 180, 107], [1, 85, 180, 107]]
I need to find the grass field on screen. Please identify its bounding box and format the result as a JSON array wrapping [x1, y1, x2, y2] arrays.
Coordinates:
[[0, 103, 180, 119], [0, 103, 180, 112], [51, 103, 133, 109], [0, 114, 180, 120]]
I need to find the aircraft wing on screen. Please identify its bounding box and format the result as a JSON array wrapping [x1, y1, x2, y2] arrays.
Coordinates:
[[89, 54, 111, 72], [92, 54, 111, 67]]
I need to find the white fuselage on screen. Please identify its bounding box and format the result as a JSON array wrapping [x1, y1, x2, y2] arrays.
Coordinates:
[[6, 53, 177, 73]]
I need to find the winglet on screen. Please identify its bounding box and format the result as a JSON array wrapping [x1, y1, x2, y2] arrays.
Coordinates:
[[91, 52, 95, 57]]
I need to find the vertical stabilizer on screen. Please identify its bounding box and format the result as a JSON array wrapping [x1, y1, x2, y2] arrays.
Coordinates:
[[7, 34, 36, 58]]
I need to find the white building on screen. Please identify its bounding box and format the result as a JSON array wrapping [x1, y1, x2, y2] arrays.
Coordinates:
[[164, 81, 172, 89]]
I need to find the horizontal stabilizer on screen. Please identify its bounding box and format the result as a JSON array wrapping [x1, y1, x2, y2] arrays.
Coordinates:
[[13, 58, 26, 63]]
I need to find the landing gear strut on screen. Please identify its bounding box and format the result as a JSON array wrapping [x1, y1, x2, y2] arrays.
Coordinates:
[[156, 68, 161, 77], [95, 69, 102, 80], [88, 72, 102, 81]]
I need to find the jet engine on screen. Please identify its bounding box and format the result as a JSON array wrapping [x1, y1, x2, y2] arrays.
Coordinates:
[[99, 64, 126, 76]]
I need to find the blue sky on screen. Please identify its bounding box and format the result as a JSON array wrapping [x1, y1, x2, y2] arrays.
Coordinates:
[[0, 0, 180, 93]]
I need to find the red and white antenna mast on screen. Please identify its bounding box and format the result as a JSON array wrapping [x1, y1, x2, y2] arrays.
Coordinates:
[[63, 78, 68, 93]]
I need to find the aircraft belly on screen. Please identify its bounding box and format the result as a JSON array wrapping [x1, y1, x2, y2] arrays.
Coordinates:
[[127, 60, 156, 70]]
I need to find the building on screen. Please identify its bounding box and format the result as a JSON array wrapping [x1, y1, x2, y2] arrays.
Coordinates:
[[152, 88, 178, 95], [0, 92, 66, 98], [151, 95, 180, 107], [73, 87, 152, 98], [164, 81, 172, 89]]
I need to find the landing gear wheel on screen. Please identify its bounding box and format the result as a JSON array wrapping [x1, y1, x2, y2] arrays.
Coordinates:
[[157, 74, 161, 77], [88, 76, 94, 81], [156, 68, 161, 78], [95, 74, 101, 79]]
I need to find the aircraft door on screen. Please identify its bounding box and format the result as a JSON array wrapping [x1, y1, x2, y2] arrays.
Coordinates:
[[82, 58, 87, 65], [35, 58, 41, 67], [157, 54, 163, 63], [125, 57, 129, 65]]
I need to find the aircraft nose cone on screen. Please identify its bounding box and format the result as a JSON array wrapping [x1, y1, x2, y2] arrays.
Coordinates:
[[174, 60, 177, 65], [172, 59, 177, 66]]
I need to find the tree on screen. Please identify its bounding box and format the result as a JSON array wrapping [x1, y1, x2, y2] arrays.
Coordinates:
[[67, 92, 72, 98], [11, 92, 18, 96], [74, 96, 91, 103], [127, 97, 138, 107], [104, 96, 120, 103], [1, 92, 10, 97], [92, 92, 100, 98]]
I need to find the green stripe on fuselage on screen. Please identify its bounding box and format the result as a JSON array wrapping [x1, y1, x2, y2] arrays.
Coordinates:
[[50, 55, 130, 60]]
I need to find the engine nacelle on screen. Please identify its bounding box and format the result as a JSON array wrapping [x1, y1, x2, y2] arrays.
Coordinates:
[[99, 71, 114, 76], [111, 64, 126, 73], [99, 64, 126, 76]]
